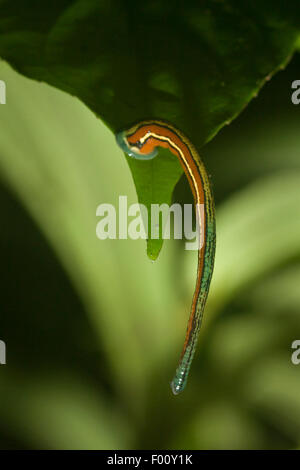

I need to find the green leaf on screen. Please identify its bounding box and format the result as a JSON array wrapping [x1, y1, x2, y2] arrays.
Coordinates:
[[0, 0, 299, 258], [126, 148, 183, 259]]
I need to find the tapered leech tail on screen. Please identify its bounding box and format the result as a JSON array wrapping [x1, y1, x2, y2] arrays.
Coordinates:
[[116, 120, 216, 394]]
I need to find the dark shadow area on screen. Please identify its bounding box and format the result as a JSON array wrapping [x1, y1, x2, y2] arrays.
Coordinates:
[[0, 180, 112, 448]]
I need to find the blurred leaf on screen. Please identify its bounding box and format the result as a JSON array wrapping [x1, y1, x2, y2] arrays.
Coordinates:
[[214, 171, 300, 303], [244, 356, 300, 441], [0, 0, 299, 257], [209, 314, 285, 373], [0, 61, 180, 411], [188, 402, 263, 450], [0, 373, 132, 449], [184, 170, 300, 319], [249, 266, 300, 316]]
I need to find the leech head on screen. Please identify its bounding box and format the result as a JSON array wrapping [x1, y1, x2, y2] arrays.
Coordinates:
[[116, 129, 158, 160]]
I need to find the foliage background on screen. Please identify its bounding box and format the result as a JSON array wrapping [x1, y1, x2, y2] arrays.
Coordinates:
[[0, 6, 300, 449]]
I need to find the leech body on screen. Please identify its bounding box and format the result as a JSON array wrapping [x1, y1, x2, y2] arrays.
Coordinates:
[[116, 120, 216, 394]]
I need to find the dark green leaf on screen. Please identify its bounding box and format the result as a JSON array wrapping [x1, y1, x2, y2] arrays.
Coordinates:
[[0, 0, 299, 257]]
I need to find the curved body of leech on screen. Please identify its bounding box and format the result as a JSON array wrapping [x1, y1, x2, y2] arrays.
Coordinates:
[[116, 120, 216, 394]]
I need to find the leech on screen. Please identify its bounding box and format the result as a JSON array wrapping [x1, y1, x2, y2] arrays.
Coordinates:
[[116, 120, 216, 394]]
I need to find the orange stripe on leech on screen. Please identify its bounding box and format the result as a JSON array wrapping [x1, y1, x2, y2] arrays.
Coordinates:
[[128, 123, 207, 358], [127, 123, 180, 145], [152, 136, 199, 203], [128, 124, 205, 206], [180, 241, 206, 359], [160, 130, 207, 358]]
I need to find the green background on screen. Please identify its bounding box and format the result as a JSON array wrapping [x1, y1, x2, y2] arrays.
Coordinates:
[[0, 36, 300, 449]]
